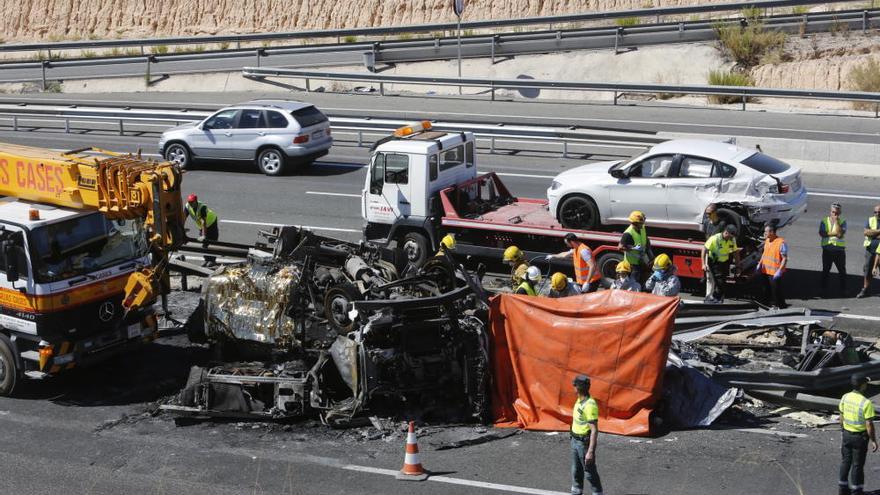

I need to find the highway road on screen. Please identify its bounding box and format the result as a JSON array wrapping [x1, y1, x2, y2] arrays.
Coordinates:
[[0, 92, 879, 494]]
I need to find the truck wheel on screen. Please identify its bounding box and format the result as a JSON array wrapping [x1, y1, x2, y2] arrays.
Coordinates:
[[324, 283, 362, 333], [401, 232, 429, 268], [596, 252, 624, 288], [716, 207, 744, 240], [559, 195, 599, 231], [165, 143, 193, 170], [0, 335, 18, 397], [257, 148, 287, 176]]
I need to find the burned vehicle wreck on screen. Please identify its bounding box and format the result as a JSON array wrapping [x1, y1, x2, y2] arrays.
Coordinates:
[[167, 227, 490, 425]]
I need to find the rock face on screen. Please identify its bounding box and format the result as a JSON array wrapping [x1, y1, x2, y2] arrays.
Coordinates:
[[0, 0, 706, 41]]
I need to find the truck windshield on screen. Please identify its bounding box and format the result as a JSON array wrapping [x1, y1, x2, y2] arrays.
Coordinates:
[[28, 213, 149, 283]]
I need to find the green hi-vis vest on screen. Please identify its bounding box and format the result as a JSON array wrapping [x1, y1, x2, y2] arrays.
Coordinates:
[[186, 201, 218, 229], [517, 281, 536, 296], [623, 225, 647, 265], [571, 396, 599, 435], [865, 217, 878, 248], [821, 216, 846, 248]]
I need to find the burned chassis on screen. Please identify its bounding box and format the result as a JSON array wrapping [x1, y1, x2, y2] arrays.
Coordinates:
[[166, 227, 490, 425]]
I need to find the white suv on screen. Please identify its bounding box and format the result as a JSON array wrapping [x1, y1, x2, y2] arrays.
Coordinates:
[[547, 139, 807, 234], [158, 99, 332, 176]]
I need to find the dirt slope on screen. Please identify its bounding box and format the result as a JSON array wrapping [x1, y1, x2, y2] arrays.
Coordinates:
[[1, 0, 706, 41]]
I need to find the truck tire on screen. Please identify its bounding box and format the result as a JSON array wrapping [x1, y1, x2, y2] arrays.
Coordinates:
[[164, 143, 192, 170], [559, 195, 600, 231], [400, 232, 429, 268], [596, 252, 624, 288], [324, 283, 362, 333], [716, 207, 744, 241], [0, 334, 18, 397], [256, 147, 288, 176]]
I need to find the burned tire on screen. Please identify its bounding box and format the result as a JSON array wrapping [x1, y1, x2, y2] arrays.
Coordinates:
[[558, 195, 600, 231], [421, 258, 457, 292], [0, 334, 18, 397], [400, 231, 429, 268], [716, 207, 745, 241], [596, 251, 624, 288], [324, 283, 362, 333]]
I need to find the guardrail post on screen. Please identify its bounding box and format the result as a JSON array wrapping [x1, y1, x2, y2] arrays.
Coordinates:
[[140, 46, 145, 56], [119, 119, 124, 136], [12, 116, 17, 131], [491, 35, 499, 65], [256, 48, 266, 67], [435, 37, 440, 49], [679, 22, 684, 37], [64, 118, 69, 134], [490, 136, 496, 154], [614, 27, 623, 54], [305, 78, 311, 92], [490, 81, 495, 101], [145, 56, 152, 86], [380, 81, 385, 96], [562, 141, 568, 158], [357, 131, 363, 147], [741, 93, 746, 111], [40, 60, 48, 91], [864, 10, 869, 33], [613, 90, 619, 105], [237, 40, 241, 50], [556, 31, 562, 43]]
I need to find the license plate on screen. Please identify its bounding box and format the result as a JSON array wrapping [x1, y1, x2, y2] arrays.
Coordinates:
[[311, 130, 324, 139], [127, 324, 142, 339]]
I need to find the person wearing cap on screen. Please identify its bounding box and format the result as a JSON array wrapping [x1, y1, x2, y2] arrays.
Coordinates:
[[185, 193, 219, 267], [838, 373, 877, 495], [820, 203, 848, 296], [546, 233, 601, 293], [503, 245, 529, 289], [644, 254, 681, 297], [757, 224, 788, 309], [702, 203, 728, 240], [609, 260, 641, 292], [857, 204, 880, 298], [701, 224, 741, 304], [570, 374, 604, 495], [436, 234, 456, 257], [544, 272, 582, 298], [618, 211, 653, 284], [515, 266, 541, 296]]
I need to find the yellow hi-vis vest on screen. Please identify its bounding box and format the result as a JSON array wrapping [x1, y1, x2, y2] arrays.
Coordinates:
[[623, 225, 648, 265], [571, 396, 599, 435], [516, 281, 536, 296], [186, 201, 218, 229], [865, 217, 879, 248], [704, 232, 737, 262], [840, 391, 875, 433], [821, 216, 846, 248]]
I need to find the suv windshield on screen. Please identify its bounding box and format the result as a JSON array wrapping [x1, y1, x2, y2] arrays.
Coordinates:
[[29, 213, 149, 283], [740, 152, 791, 174], [290, 106, 328, 128]]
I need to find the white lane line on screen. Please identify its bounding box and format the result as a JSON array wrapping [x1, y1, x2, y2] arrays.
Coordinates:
[[220, 219, 359, 233], [836, 314, 880, 322], [340, 464, 568, 495], [306, 191, 361, 198], [808, 192, 880, 201], [732, 428, 808, 439]]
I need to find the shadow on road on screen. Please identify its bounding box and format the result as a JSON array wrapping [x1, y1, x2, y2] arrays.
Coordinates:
[[191, 159, 363, 177], [14, 336, 208, 408]]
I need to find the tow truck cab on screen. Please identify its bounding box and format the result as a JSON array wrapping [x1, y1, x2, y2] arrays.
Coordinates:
[[361, 122, 476, 265], [0, 198, 158, 395]]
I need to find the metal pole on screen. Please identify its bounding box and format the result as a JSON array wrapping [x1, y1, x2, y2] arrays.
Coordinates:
[[457, 16, 462, 95], [12, 116, 17, 131], [380, 81, 385, 96], [145, 56, 151, 86], [490, 36, 495, 65], [256, 48, 262, 67], [357, 131, 363, 147], [64, 118, 69, 133], [119, 119, 124, 136], [41, 61, 48, 91], [562, 141, 568, 158], [864, 10, 869, 33], [490, 81, 495, 101], [490, 136, 495, 154], [741, 93, 746, 111], [305, 78, 310, 92]]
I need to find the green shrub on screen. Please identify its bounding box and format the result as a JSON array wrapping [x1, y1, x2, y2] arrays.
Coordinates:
[[615, 17, 639, 27], [707, 70, 754, 104], [714, 21, 786, 67], [848, 58, 880, 109], [791, 6, 809, 15], [741, 7, 764, 21], [218, 41, 230, 50], [123, 47, 142, 57], [343, 35, 358, 43], [79, 50, 98, 58], [152, 44, 169, 55], [397, 33, 414, 41]]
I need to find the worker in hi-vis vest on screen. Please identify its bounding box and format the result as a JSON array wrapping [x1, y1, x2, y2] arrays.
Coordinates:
[[570, 374, 603, 495], [838, 373, 877, 495], [819, 202, 847, 296], [546, 233, 601, 293], [185, 194, 219, 267]]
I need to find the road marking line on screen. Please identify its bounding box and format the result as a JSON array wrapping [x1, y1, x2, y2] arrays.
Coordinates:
[[836, 313, 880, 322], [340, 464, 568, 495], [221, 219, 359, 233], [731, 428, 808, 439], [306, 191, 361, 198], [808, 192, 880, 201]]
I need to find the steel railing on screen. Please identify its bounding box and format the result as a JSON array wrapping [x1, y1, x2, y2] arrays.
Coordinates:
[[0, 0, 862, 54], [241, 67, 880, 114], [0, 102, 664, 158]]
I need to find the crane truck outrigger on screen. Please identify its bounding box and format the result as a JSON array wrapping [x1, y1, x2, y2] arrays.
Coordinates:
[[0, 143, 185, 396]]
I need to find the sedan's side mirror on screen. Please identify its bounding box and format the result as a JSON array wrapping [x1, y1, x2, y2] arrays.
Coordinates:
[[610, 168, 626, 179], [200, 121, 211, 131]]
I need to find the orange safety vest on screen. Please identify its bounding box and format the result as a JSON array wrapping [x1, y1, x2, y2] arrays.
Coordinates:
[[760, 237, 787, 275], [573, 243, 601, 284]]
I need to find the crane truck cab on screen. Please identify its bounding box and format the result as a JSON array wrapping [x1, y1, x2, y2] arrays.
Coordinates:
[[362, 121, 476, 266]]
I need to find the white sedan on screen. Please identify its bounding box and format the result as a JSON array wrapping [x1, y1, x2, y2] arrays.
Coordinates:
[[547, 139, 807, 234]]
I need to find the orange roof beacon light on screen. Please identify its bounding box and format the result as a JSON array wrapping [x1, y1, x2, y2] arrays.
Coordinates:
[[28, 209, 40, 221], [393, 121, 433, 137]]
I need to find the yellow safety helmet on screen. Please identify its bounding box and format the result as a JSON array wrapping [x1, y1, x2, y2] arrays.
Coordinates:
[[503, 245, 523, 262], [551, 272, 568, 291], [653, 253, 672, 270], [440, 234, 456, 251], [615, 260, 632, 273], [628, 210, 646, 223]]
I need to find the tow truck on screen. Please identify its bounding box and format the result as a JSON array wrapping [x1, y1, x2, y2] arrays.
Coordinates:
[[0, 143, 184, 395], [361, 122, 759, 285]]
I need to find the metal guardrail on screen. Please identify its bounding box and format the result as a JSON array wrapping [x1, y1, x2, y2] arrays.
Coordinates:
[[0, 102, 664, 158], [0, 0, 861, 53], [241, 67, 880, 114]]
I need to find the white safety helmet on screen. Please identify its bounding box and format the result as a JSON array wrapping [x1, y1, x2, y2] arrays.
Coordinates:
[[525, 266, 541, 283]]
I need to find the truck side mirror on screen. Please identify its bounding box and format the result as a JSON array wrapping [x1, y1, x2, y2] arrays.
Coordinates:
[[2, 241, 19, 283]]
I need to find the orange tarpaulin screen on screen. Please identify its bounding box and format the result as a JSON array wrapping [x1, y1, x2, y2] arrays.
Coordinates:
[[489, 290, 678, 436]]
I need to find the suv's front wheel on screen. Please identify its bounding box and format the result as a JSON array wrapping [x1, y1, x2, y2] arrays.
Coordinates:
[[257, 148, 287, 176]]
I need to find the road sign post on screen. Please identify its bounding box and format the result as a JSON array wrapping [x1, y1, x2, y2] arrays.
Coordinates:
[[454, 0, 465, 94]]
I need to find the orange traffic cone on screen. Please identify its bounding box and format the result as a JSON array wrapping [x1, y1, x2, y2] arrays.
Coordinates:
[[396, 421, 429, 481]]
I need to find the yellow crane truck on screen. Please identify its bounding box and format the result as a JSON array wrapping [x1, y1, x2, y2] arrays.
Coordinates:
[[0, 143, 184, 395]]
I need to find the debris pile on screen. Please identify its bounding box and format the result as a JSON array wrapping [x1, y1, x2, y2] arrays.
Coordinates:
[[166, 227, 489, 425]]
